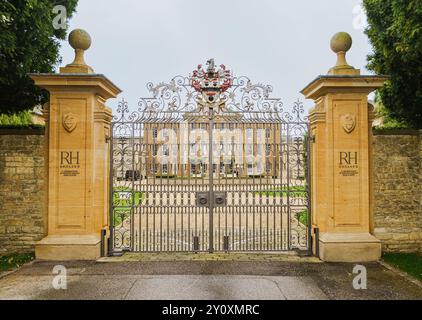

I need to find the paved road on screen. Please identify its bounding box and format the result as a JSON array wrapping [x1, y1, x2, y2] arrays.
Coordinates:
[[0, 256, 421, 300]]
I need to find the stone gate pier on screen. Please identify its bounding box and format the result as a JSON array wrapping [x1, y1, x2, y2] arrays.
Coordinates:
[[30, 29, 121, 260], [302, 32, 389, 262]]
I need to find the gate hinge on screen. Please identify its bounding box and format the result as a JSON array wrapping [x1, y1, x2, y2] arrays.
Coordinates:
[[105, 135, 111, 143], [310, 135, 316, 143]]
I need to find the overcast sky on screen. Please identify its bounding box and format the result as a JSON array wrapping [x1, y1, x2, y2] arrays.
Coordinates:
[[59, 0, 371, 112]]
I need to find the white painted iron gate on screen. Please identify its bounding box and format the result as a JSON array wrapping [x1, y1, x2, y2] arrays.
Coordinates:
[[109, 60, 311, 254]]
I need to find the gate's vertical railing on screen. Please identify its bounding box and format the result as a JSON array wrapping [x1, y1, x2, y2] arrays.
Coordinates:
[[108, 122, 115, 256], [286, 124, 291, 251], [306, 123, 313, 256], [208, 106, 215, 253]]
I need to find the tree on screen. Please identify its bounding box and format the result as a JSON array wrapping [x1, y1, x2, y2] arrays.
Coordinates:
[[0, 0, 78, 114], [363, 0, 422, 129]]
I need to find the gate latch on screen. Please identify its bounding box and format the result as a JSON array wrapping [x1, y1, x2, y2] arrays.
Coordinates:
[[213, 192, 227, 207], [196, 192, 209, 207], [196, 192, 227, 207]]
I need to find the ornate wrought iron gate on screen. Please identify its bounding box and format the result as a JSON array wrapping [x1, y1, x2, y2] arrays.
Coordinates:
[[110, 60, 310, 254]]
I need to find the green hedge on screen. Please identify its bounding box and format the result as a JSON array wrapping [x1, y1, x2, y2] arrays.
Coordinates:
[[0, 111, 44, 129], [0, 111, 32, 126], [0, 111, 45, 129]]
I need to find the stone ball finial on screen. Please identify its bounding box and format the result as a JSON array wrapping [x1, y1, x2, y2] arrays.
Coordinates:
[[61, 28, 94, 73], [330, 32, 352, 54], [69, 29, 92, 51], [328, 32, 359, 75]]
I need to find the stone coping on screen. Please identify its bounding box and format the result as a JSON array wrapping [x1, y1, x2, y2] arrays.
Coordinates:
[[37, 235, 101, 245], [0, 127, 45, 135], [373, 129, 422, 136], [301, 74, 390, 93], [310, 74, 390, 80], [319, 232, 381, 243], [28, 73, 122, 94]]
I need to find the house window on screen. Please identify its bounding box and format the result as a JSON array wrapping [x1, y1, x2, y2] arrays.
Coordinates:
[[266, 144, 272, 156], [152, 145, 158, 156], [191, 164, 202, 175]]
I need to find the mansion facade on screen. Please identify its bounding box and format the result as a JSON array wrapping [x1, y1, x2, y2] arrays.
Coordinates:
[[113, 111, 306, 181]]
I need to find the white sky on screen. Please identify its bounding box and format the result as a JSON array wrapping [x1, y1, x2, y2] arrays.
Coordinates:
[[59, 0, 372, 112]]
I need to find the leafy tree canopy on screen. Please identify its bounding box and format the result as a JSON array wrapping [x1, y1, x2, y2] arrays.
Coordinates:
[[0, 0, 78, 114], [363, 0, 422, 129]]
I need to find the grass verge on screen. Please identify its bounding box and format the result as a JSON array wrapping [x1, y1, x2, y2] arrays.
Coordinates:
[[382, 252, 422, 282], [0, 252, 35, 273], [255, 186, 307, 197]]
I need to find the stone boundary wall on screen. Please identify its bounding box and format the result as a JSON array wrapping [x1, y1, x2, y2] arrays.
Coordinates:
[[0, 129, 46, 256], [372, 130, 422, 253], [0, 128, 421, 255]]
